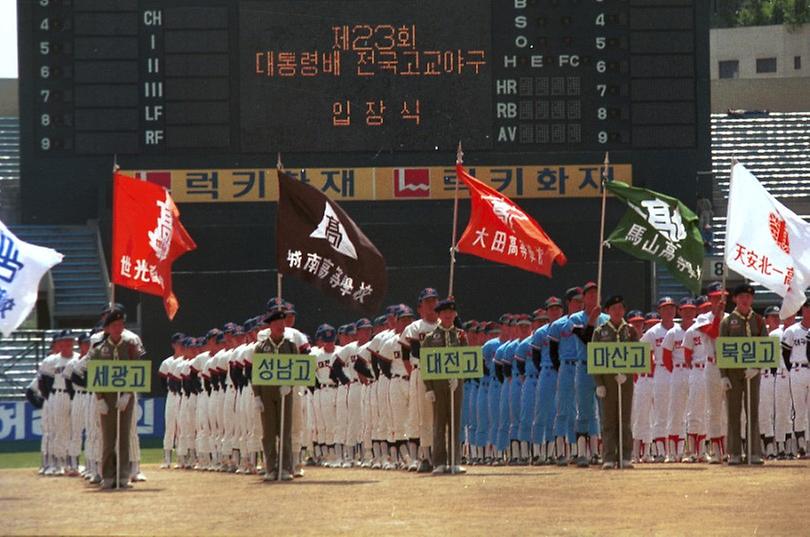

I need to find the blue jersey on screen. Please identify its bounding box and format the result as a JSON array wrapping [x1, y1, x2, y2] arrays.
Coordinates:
[[518, 336, 536, 375], [505, 339, 521, 375], [568, 310, 609, 361], [482, 337, 502, 379], [531, 324, 552, 367], [545, 315, 582, 360]]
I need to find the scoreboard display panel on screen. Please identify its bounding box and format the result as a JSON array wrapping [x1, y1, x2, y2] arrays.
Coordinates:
[[19, 0, 708, 163], [17, 0, 710, 350]]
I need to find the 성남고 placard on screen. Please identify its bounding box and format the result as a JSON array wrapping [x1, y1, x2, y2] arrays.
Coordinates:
[[252, 353, 316, 386]]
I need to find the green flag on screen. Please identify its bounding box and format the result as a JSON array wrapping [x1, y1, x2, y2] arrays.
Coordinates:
[[605, 181, 704, 294]]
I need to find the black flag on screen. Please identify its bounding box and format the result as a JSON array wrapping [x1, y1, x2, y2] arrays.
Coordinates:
[[276, 169, 387, 314]]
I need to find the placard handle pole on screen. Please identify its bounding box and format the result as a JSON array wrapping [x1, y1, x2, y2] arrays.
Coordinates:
[[278, 391, 286, 481]]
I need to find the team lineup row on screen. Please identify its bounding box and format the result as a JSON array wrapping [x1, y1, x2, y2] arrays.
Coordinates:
[[30, 282, 810, 485]]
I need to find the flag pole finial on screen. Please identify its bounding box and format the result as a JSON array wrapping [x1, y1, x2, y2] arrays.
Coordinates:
[[276, 152, 283, 170], [601, 151, 609, 181], [456, 141, 463, 165], [113, 154, 120, 173]]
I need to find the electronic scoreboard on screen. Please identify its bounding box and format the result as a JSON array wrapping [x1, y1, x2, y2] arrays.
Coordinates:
[[18, 0, 710, 348]]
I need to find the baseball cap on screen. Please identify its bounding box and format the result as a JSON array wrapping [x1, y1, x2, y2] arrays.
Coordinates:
[[373, 316, 386, 327], [385, 305, 400, 316], [763, 305, 780, 316], [705, 282, 728, 297], [171, 332, 185, 343], [516, 313, 532, 326], [565, 287, 584, 301], [498, 313, 513, 324], [397, 306, 415, 319], [544, 297, 563, 309], [582, 281, 598, 293], [644, 312, 661, 324], [355, 318, 373, 330], [657, 296, 676, 309], [435, 299, 456, 313], [678, 297, 696, 310], [315, 324, 337, 343], [626, 310, 645, 322], [694, 295, 711, 310], [417, 287, 440, 303], [604, 295, 623, 308], [731, 283, 755, 297]]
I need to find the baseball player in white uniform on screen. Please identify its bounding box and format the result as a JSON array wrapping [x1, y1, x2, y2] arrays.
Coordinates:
[[694, 282, 730, 463], [63, 333, 89, 476], [380, 306, 415, 469], [335, 324, 362, 467], [158, 333, 185, 468], [367, 307, 399, 469], [758, 306, 783, 458], [400, 288, 440, 472], [351, 318, 376, 466], [681, 296, 712, 462], [780, 301, 810, 458], [661, 297, 697, 462], [313, 324, 341, 466], [641, 298, 677, 461], [38, 330, 77, 476]]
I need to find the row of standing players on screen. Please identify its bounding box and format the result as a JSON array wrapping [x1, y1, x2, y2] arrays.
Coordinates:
[[29, 280, 810, 486], [158, 280, 810, 478], [30, 306, 148, 488]]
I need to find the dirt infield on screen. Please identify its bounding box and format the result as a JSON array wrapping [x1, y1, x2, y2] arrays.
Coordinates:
[[2, 461, 809, 536]]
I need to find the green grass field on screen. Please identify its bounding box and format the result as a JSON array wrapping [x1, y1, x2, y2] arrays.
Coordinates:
[[0, 446, 165, 469]]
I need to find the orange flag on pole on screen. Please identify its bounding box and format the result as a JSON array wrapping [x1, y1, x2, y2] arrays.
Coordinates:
[[456, 164, 566, 277]]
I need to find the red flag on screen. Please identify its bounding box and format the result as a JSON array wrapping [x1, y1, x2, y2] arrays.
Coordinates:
[[456, 164, 566, 276], [112, 172, 197, 319]]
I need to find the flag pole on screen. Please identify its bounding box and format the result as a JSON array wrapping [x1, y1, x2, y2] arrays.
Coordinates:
[[448, 142, 464, 473], [597, 152, 609, 306], [598, 152, 620, 468], [725, 159, 752, 463], [111, 154, 122, 489], [448, 142, 463, 298], [275, 151, 286, 481]]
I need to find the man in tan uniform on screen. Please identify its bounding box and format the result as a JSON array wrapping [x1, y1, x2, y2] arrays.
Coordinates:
[[86, 308, 146, 489], [253, 307, 297, 481], [423, 299, 468, 475], [588, 295, 638, 469], [719, 283, 766, 465]]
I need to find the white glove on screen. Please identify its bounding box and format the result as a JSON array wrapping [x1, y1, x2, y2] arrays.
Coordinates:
[[595, 386, 607, 399], [254, 396, 264, 413], [615, 374, 627, 385], [744, 368, 759, 380], [425, 391, 436, 403], [97, 399, 109, 415], [280, 386, 292, 397], [116, 393, 131, 411], [449, 378, 459, 391], [721, 377, 732, 391]]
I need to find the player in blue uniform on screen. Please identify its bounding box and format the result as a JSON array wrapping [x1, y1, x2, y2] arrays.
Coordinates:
[[531, 297, 565, 464], [517, 310, 547, 464], [546, 287, 585, 465], [569, 281, 609, 467], [477, 322, 504, 464], [460, 320, 479, 464], [508, 314, 532, 463], [494, 328, 514, 463]]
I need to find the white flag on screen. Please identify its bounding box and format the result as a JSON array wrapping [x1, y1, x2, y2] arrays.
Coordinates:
[[725, 164, 810, 319], [0, 220, 63, 336]]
